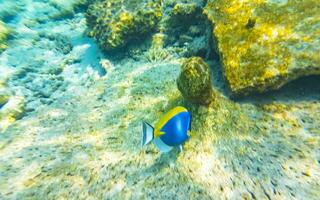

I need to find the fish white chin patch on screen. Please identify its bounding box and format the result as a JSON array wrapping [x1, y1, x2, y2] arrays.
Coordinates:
[[153, 137, 173, 153]]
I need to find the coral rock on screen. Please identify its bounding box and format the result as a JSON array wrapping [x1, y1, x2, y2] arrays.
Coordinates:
[[205, 0, 320, 96], [86, 0, 162, 52], [177, 57, 213, 105]]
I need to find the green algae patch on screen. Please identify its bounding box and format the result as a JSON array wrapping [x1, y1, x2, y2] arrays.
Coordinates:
[[86, 0, 162, 52], [0, 21, 9, 52], [205, 0, 320, 96]]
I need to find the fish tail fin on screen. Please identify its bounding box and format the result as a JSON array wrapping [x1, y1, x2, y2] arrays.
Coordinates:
[[141, 122, 154, 147]]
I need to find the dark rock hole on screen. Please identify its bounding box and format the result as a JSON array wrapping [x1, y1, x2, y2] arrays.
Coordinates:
[[236, 75, 320, 103]]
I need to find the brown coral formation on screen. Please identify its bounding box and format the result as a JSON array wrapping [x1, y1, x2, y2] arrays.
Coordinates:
[[177, 57, 214, 105], [205, 0, 320, 96]]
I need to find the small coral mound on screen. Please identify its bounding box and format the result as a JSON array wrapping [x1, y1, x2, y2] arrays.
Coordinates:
[[86, 0, 162, 52], [0, 21, 9, 52], [177, 57, 214, 105]]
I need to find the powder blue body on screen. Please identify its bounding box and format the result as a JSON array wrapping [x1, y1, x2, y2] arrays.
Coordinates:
[[159, 111, 191, 146]]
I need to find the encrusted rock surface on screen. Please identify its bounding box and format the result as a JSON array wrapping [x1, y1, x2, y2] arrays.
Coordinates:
[[205, 0, 320, 96], [177, 57, 214, 105]]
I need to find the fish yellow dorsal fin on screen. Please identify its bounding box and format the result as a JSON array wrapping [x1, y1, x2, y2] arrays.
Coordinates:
[[154, 106, 188, 137]]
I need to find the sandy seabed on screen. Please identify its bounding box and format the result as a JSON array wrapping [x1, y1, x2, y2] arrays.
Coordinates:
[[0, 1, 319, 199]]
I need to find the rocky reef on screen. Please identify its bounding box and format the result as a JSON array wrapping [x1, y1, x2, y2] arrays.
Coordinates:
[[85, 0, 212, 58], [86, 0, 320, 96], [205, 0, 320, 96], [0, 21, 9, 52], [177, 57, 214, 105]]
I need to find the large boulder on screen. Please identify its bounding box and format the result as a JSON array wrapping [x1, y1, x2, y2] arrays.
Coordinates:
[[177, 57, 214, 105], [86, 0, 162, 52], [205, 0, 320, 96]]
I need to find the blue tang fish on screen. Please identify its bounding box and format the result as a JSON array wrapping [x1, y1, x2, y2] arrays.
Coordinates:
[[141, 106, 191, 152]]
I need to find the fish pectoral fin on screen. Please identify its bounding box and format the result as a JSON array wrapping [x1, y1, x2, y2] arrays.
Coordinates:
[[159, 131, 166, 136], [154, 130, 166, 137]]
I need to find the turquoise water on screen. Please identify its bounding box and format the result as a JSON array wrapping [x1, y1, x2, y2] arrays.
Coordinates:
[[0, 0, 319, 199]]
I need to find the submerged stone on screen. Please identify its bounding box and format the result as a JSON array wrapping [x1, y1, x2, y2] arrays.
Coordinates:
[[177, 57, 214, 105], [205, 0, 320, 96], [86, 0, 162, 52], [0, 21, 9, 52]]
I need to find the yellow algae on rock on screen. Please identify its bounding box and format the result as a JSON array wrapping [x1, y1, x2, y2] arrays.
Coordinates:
[[0, 21, 9, 52], [205, 0, 320, 96]]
